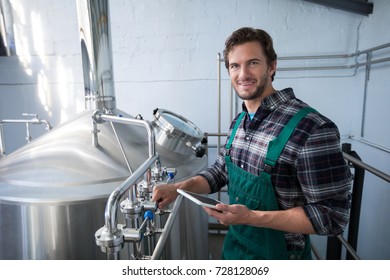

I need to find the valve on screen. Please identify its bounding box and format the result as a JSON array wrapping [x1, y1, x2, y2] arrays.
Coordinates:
[[186, 138, 207, 158], [144, 210, 154, 221]]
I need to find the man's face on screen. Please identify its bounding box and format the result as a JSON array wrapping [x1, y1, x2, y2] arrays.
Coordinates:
[[227, 41, 275, 102]]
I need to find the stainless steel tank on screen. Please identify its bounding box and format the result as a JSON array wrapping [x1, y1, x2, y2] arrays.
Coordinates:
[[0, 108, 208, 260], [0, 0, 209, 260]]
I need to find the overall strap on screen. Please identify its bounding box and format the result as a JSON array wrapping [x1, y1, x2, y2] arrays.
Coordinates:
[[264, 107, 316, 172], [226, 111, 246, 154]]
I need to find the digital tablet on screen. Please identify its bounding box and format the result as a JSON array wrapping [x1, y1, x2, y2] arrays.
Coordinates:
[[177, 189, 221, 209]]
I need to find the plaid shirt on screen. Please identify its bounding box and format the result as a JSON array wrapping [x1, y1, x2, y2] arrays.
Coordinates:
[[199, 88, 352, 251]]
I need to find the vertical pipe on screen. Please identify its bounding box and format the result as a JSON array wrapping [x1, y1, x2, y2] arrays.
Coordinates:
[[326, 144, 365, 260], [0, 124, 5, 156], [0, 0, 16, 56], [77, 0, 116, 111], [25, 123, 31, 143], [326, 236, 342, 259], [125, 187, 140, 258], [217, 53, 221, 152], [360, 52, 372, 137], [342, 144, 364, 260], [91, 117, 99, 147]]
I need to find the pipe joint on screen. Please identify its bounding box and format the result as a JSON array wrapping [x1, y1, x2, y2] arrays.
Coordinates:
[[95, 225, 124, 255]]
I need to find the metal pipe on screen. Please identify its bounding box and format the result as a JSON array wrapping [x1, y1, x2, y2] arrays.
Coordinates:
[[342, 144, 364, 260], [343, 152, 390, 183], [204, 132, 227, 137], [0, 124, 4, 157], [128, 185, 137, 207], [277, 64, 354, 72], [355, 42, 390, 56], [104, 154, 158, 233], [278, 53, 354, 60], [361, 52, 372, 138], [91, 117, 99, 147], [0, 118, 51, 126], [337, 234, 360, 260], [0, 0, 16, 56], [278, 55, 390, 72], [217, 53, 222, 152], [0, 116, 52, 155], [278, 56, 390, 72], [138, 214, 151, 233], [110, 121, 132, 173], [277, 42, 390, 61], [77, 0, 116, 111], [98, 114, 156, 157], [25, 123, 31, 143], [151, 195, 183, 260], [354, 137, 390, 154], [96, 113, 157, 234], [310, 243, 322, 260], [216, 42, 390, 73]]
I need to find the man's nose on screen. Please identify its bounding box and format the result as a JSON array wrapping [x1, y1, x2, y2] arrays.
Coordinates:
[[238, 65, 250, 78]]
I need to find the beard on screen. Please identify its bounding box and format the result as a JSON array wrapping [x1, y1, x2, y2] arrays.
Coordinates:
[[234, 72, 269, 101]]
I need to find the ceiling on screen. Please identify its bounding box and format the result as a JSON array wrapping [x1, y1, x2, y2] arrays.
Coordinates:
[[303, 0, 374, 16]]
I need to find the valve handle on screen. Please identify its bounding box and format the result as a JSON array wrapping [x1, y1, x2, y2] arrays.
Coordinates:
[[144, 210, 154, 221], [167, 172, 175, 179]]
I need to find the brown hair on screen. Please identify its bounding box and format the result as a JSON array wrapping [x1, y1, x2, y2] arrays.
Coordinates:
[[223, 27, 277, 80]]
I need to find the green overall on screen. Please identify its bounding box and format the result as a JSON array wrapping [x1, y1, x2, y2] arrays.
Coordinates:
[[222, 107, 315, 260]]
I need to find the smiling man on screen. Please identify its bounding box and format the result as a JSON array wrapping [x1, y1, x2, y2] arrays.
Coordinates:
[[152, 27, 352, 260], [226, 40, 276, 112]]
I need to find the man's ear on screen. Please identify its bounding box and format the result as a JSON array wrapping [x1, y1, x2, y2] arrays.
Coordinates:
[[268, 60, 277, 77]]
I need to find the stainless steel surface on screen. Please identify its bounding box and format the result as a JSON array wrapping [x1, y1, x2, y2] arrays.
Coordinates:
[[77, 0, 116, 110], [0, 108, 208, 259], [0, 0, 209, 260]]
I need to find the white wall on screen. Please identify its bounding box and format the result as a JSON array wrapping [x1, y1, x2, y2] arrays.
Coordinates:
[[344, 0, 390, 260], [0, 0, 389, 259]]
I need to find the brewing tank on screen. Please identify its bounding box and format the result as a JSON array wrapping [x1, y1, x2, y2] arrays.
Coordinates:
[[0, 108, 209, 259]]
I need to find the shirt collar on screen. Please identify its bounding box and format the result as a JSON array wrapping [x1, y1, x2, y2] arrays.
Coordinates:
[[242, 87, 296, 112]]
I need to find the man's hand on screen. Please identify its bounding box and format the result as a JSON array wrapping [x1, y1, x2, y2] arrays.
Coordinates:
[[203, 204, 252, 226], [152, 184, 179, 209], [204, 204, 316, 234], [152, 176, 212, 210]]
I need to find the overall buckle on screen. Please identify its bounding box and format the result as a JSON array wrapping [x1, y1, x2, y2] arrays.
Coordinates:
[[263, 163, 273, 174]]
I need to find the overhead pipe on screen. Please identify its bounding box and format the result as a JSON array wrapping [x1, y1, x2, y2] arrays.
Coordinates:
[[276, 43, 390, 73]]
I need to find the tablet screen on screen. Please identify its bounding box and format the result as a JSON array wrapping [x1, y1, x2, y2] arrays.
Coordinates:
[[177, 189, 221, 208]]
